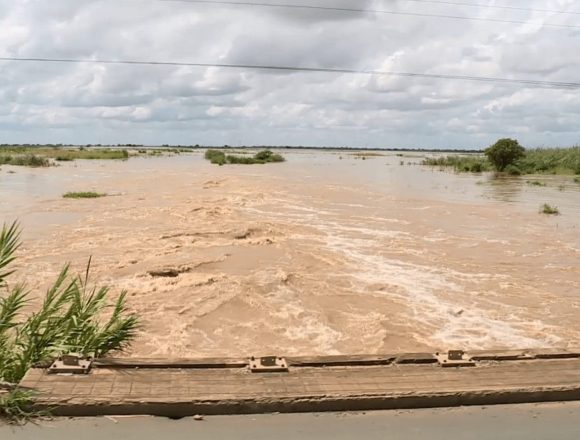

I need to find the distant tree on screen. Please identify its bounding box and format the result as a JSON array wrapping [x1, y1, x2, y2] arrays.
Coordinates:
[[485, 138, 525, 171]]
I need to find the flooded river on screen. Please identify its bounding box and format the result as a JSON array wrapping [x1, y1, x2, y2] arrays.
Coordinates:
[[1, 150, 579, 356]]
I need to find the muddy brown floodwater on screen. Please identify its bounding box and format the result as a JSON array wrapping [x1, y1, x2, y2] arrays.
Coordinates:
[[1, 150, 579, 357]]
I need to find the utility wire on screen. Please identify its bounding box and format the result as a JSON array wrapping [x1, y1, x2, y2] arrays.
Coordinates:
[[376, 0, 580, 17], [1, 56, 579, 89], [156, 0, 580, 29]]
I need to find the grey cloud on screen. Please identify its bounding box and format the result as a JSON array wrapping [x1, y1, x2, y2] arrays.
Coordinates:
[[0, 0, 579, 147]]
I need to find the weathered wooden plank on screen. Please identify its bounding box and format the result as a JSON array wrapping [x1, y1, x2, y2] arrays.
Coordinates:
[[19, 354, 580, 417]]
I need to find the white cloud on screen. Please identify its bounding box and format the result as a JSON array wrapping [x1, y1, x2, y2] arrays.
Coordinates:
[[0, 0, 579, 147]]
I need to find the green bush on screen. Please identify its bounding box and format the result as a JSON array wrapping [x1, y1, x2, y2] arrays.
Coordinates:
[[485, 138, 525, 172], [205, 149, 285, 165], [254, 150, 274, 161], [470, 163, 483, 173], [204, 149, 226, 165], [268, 153, 285, 163]]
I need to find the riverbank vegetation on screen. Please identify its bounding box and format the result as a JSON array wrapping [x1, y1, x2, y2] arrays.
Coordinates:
[[0, 154, 50, 168], [63, 192, 107, 199], [0, 222, 138, 422], [205, 149, 285, 165], [422, 140, 580, 177]]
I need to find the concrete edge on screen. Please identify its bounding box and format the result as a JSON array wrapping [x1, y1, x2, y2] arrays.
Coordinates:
[[33, 386, 580, 417]]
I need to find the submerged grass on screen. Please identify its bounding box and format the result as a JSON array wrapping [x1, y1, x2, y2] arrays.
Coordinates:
[[422, 155, 491, 173], [540, 203, 560, 215], [351, 152, 385, 158], [205, 149, 285, 165], [62, 192, 107, 199], [0, 222, 139, 423]]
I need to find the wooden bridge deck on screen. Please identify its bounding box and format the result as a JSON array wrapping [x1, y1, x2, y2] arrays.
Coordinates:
[[19, 349, 580, 417]]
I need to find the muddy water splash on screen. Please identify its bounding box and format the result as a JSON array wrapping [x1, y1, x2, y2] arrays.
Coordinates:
[[1, 151, 579, 356]]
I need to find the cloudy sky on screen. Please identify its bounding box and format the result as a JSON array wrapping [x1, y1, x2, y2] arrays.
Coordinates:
[[0, 0, 579, 148]]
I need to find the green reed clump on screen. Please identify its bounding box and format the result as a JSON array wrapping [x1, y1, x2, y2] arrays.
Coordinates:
[[540, 203, 560, 215], [62, 192, 107, 199], [0, 222, 139, 422]]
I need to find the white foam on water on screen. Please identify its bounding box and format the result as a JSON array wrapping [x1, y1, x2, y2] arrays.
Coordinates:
[[268, 285, 343, 354], [245, 194, 564, 350], [320, 227, 562, 350]]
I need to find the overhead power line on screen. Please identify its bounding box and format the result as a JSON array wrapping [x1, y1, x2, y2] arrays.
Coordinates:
[[378, 0, 580, 16], [156, 0, 580, 29], [1, 56, 579, 89]]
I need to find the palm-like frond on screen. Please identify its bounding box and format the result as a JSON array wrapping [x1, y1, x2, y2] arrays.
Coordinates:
[[0, 222, 21, 286], [1, 223, 139, 387]]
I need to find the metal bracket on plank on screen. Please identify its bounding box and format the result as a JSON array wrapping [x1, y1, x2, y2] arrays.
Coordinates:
[[436, 350, 475, 368], [249, 356, 288, 373], [48, 353, 93, 375]]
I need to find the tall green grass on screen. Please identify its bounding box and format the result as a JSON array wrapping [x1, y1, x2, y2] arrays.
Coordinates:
[[423, 147, 580, 175], [518, 147, 580, 175], [0, 222, 138, 421]]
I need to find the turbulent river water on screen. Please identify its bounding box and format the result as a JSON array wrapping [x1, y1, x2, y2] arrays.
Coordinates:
[[1, 149, 579, 357]]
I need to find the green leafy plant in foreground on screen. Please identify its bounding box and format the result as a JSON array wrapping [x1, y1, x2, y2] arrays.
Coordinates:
[[0, 222, 138, 422]]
